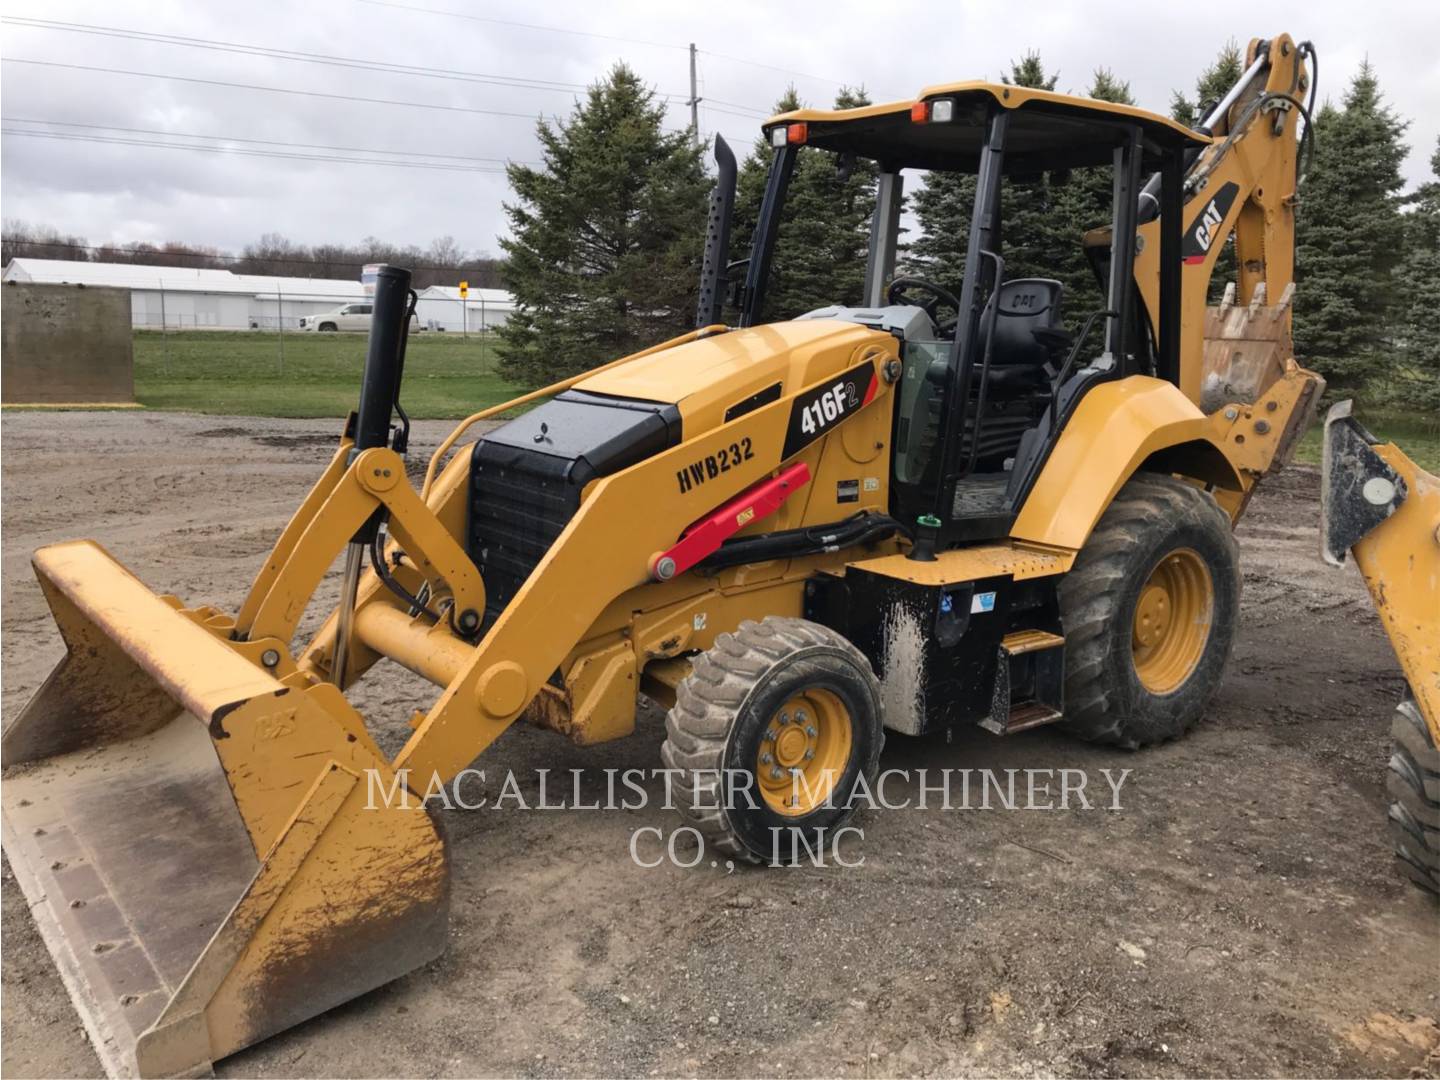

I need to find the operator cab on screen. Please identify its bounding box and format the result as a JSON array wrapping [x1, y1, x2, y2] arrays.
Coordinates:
[[712, 82, 1206, 550]]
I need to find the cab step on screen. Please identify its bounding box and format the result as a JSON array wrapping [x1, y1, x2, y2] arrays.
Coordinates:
[[979, 630, 1066, 735]]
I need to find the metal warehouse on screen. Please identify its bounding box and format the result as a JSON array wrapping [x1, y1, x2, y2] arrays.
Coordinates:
[[0, 259, 513, 331], [414, 285, 515, 332]]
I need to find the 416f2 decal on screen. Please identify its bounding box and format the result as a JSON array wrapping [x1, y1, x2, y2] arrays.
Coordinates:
[[781, 360, 879, 459]]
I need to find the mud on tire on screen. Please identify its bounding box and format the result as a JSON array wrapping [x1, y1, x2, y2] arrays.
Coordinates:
[[1058, 473, 1240, 749], [1388, 695, 1440, 897], [660, 616, 884, 863]]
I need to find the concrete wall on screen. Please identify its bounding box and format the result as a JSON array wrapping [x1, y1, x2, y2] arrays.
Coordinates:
[[2, 282, 134, 404]]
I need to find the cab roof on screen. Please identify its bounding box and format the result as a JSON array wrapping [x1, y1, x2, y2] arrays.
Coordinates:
[[764, 81, 1210, 173]]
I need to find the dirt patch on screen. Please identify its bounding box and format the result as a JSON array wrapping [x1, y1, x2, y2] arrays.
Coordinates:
[[2, 412, 1437, 1079]]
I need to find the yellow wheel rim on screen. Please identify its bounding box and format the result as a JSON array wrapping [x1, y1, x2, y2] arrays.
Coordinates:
[[756, 688, 854, 816], [1131, 547, 1213, 695]]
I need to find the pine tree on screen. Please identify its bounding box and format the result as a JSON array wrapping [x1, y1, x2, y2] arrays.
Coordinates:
[[1047, 68, 1137, 330], [998, 54, 1063, 283], [908, 54, 1060, 297], [1396, 137, 1440, 412], [1170, 40, 1244, 129], [732, 87, 802, 273], [1293, 62, 1409, 393], [1172, 41, 1245, 301], [906, 171, 974, 295], [497, 65, 708, 385], [730, 87, 878, 320]]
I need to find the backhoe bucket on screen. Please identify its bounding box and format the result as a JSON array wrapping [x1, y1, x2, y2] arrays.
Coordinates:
[[2, 541, 448, 1078]]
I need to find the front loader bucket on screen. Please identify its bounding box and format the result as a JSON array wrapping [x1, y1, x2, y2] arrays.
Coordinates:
[[2, 541, 448, 1078]]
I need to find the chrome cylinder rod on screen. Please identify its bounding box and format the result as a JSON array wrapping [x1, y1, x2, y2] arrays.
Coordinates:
[[331, 541, 366, 686]]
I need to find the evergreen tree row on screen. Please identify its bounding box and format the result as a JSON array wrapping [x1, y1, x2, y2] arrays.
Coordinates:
[[498, 55, 1437, 415]]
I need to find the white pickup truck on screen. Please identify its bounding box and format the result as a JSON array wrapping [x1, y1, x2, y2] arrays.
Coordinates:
[[298, 304, 420, 333]]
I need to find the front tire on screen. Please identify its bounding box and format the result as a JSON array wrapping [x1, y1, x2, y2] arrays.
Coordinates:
[[1388, 696, 1440, 897], [1058, 473, 1240, 749], [318, 322, 337, 332], [660, 617, 884, 862]]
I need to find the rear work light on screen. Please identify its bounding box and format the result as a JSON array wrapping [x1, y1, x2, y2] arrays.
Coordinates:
[[768, 122, 808, 147], [912, 99, 955, 123]]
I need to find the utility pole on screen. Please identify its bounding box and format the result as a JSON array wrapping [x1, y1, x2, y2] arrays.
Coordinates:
[[688, 43, 701, 148]]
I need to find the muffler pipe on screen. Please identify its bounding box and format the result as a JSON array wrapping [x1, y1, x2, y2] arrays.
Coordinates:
[[335, 263, 413, 685]]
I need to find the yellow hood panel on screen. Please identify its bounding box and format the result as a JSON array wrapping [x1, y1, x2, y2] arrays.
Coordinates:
[[576, 320, 892, 432]]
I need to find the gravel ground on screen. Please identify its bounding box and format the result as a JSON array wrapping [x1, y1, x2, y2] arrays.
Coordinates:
[[2, 410, 1437, 1078]]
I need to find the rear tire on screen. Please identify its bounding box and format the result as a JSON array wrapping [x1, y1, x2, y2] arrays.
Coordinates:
[[1388, 696, 1440, 897], [1058, 473, 1240, 749], [660, 616, 884, 863]]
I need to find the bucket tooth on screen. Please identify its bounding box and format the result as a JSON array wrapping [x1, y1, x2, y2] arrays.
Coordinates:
[[2, 541, 449, 1077]]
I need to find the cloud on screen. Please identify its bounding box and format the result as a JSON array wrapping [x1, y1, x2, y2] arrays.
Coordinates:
[[2, 0, 1437, 258]]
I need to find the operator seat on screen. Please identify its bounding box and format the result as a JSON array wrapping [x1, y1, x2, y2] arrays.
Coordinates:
[[960, 278, 1067, 469], [974, 278, 1066, 394]]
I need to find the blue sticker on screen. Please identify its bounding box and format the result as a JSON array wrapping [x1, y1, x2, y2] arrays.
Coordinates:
[[970, 591, 996, 614]]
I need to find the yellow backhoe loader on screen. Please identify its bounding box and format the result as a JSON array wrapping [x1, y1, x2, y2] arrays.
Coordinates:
[[4, 34, 1323, 1076], [1321, 404, 1440, 896]]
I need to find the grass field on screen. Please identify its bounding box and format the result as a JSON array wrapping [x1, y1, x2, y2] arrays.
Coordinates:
[[1294, 406, 1440, 473], [134, 330, 522, 418], [126, 331, 1440, 470]]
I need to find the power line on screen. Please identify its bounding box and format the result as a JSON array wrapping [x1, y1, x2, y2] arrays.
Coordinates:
[[346, 0, 874, 97], [2, 58, 757, 151], [0, 16, 725, 108], [1, 129, 510, 173], [704, 96, 772, 118], [2, 117, 539, 166], [350, 0, 685, 52], [697, 49, 851, 90], [2, 58, 548, 121], [3, 57, 764, 146]]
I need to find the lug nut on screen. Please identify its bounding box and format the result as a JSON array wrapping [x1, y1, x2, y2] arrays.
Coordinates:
[[794, 709, 807, 723], [805, 725, 817, 737], [760, 753, 773, 765], [770, 766, 783, 780], [777, 712, 789, 726]]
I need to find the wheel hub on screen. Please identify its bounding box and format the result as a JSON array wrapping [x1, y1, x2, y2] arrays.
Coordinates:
[[1131, 548, 1214, 695], [756, 690, 854, 816], [1133, 583, 1173, 648]]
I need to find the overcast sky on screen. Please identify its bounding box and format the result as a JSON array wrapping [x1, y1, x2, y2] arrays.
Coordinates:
[[3, 0, 1437, 264]]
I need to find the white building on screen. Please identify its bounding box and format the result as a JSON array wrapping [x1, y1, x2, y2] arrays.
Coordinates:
[[0, 259, 514, 332], [415, 285, 515, 333]]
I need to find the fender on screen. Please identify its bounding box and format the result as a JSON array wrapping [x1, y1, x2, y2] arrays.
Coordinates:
[[1011, 376, 1243, 551]]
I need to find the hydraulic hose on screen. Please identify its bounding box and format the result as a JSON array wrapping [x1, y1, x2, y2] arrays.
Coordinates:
[[697, 511, 906, 572]]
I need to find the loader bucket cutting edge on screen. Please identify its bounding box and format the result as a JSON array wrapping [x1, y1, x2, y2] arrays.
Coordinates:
[[2, 540, 449, 1078]]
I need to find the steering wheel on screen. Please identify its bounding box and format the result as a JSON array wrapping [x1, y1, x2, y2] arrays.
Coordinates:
[[886, 277, 962, 335]]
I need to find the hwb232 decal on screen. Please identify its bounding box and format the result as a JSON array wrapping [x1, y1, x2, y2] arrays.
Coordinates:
[[781, 360, 879, 459], [676, 437, 754, 493]]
